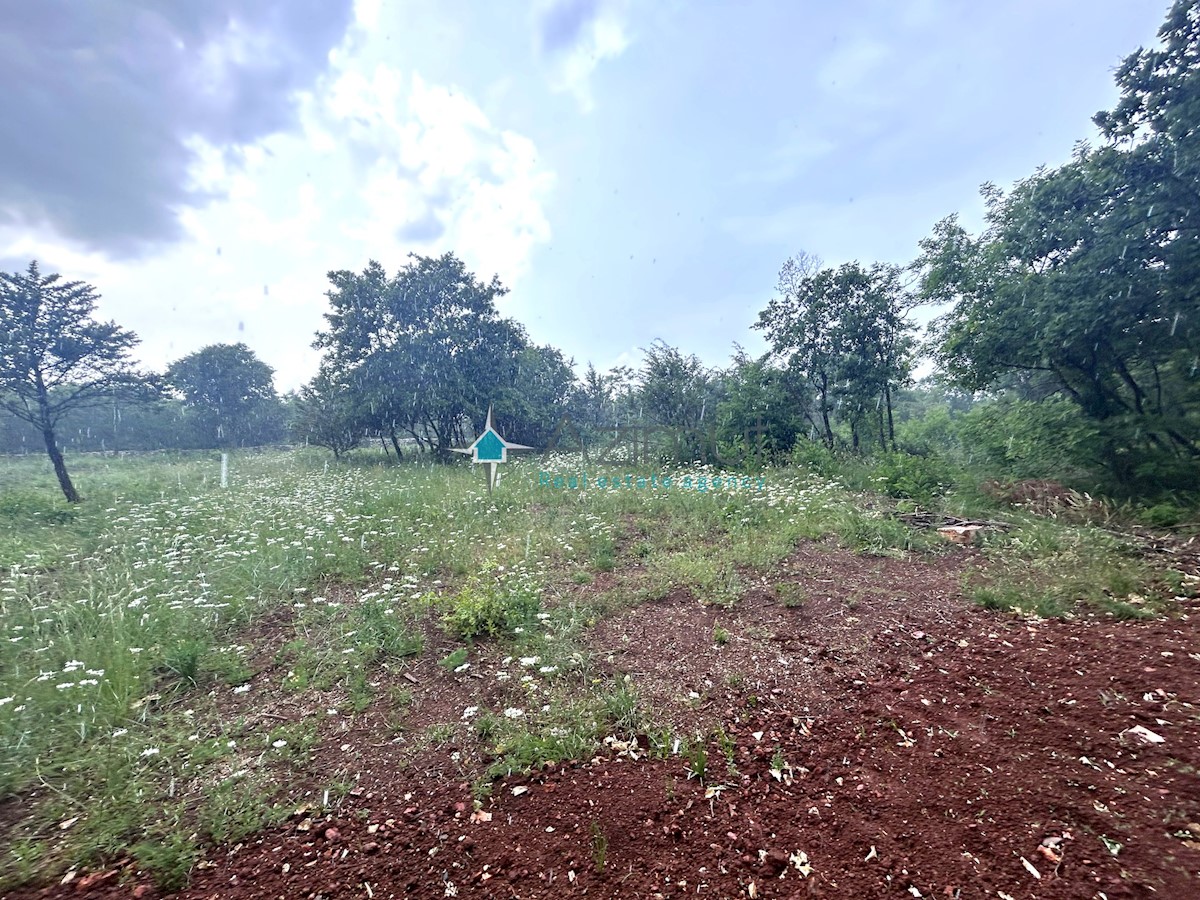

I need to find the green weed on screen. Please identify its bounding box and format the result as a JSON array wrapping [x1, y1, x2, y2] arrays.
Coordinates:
[[591, 820, 609, 872], [775, 582, 806, 608], [439, 565, 542, 639], [684, 741, 708, 783]]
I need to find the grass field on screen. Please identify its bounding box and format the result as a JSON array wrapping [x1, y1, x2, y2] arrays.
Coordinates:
[[0, 448, 1184, 891]]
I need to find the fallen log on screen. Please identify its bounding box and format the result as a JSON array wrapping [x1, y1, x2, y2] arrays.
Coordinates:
[[895, 512, 1013, 530]]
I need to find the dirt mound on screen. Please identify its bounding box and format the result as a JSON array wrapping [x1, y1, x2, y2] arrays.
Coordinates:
[[981, 479, 1105, 519]]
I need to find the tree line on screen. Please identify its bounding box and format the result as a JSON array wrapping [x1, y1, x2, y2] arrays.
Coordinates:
[[2, 0, 1198, 503]]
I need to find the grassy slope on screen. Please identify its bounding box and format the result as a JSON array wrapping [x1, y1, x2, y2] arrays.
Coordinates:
[[0, 448, 1182, 888]]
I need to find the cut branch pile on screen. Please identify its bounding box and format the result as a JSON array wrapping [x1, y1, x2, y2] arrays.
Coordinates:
[[895, 512, 1013, 531]]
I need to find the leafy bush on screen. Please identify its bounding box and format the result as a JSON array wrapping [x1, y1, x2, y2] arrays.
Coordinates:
[[1140, 501, 1192, 528], [789, 439, 842, 478], [957, 397, 1102, 483], [895, 405, 962, 460], [832, 507, 931, 555], [440, 564, 542, 639], [872, 452, 954, 504]]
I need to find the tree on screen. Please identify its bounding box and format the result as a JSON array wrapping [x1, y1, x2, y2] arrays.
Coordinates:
[[715, 346, 806, 461], [915, 1, 1200, 491], [315, 253, 527, 458], [495, 344, 578, 447], [0, 261, 152, 501], [572, 362, 614, 431], [638, 341, 714, 432], [591, 364, 640, 427], [916, 148, 1199, 485], [756, 257, 914, 451], [291, 374, 362, 459], [166, 343, 283, 448]]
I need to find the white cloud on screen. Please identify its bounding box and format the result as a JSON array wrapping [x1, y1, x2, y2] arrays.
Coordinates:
[[0, 229, 122, 287], [537, 0, 632, 112], [3, 44, 555, 394], [354, 0, 383, 30], [326, 66, 554, 288]]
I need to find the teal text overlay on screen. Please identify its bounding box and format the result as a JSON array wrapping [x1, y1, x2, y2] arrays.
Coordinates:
[[538, 471, 765, 492]]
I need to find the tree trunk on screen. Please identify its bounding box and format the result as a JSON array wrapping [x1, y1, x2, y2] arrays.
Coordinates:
[[389, 428, 404, 460], [43, 427, 80, 503], [818, 377, 835, 449], [884, 382, 896, 451]]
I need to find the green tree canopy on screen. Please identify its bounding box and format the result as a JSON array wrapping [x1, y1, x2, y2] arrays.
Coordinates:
[[916, 2, 1200, 487], [638, 340, 715, 432], [0, 260, 153, 501], [495, 344, 577, 448], [291, 373, 362, 459], [166, 343, 283, 448], [314, 253, 528, 457], [756, 257, 915, 451], [714, 346, 806, 461]]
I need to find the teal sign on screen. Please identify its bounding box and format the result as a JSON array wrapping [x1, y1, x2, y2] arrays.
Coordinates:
[[452, 406, 531, 492]]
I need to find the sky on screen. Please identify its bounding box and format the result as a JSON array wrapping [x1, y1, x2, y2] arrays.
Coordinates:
[[0, 0, 1173, 392]]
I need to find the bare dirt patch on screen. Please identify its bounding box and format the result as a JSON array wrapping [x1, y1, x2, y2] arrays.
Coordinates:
[[11, 543, 1200, 899]]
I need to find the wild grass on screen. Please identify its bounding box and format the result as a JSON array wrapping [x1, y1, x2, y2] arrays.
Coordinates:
[[0, 446, 1185, 888], [966, 515, 1172, 619]]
